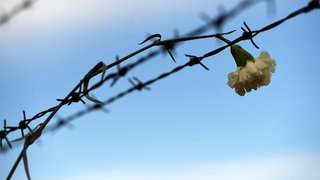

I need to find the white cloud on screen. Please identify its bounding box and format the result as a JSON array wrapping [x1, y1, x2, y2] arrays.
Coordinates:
[[51, 152, 320, 180]]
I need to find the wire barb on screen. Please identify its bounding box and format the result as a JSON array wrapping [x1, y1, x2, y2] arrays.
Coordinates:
[[18, 111, 32, 137], [306, 0, 320, 11], [185, 54, 209, 70], [128, 77, 151, 91], [0, 119, 12, 149], [110, 56, 128, 87], [241, 21, 259, 49], [57, 82, 86, 105], [162, 43, 177, 63]]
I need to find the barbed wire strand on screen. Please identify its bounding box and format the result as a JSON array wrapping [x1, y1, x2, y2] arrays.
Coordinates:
[[1, 4, 256, 179], [196, 0, 276, 34], [0, 0, 272, 150], [49, 0, 319, 135]]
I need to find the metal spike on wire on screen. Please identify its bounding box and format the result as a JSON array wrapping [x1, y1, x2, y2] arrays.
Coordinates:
[[0, 0, 276, 148]]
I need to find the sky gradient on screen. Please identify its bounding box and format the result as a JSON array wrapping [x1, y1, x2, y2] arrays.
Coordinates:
[[1, 0, 320, 179]]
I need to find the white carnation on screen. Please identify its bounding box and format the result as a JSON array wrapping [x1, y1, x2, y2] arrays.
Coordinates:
[[227, 51, 276, 96]]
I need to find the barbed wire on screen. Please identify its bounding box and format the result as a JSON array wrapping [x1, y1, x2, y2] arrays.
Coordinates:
[[196, 0, 276, 34], [0, 0, 274, 152], [1, 0, 319, 179], [47, 0, 320, 133], [0, 0, 37, 26]]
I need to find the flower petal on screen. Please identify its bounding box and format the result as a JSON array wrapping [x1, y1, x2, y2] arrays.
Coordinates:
[[227, 51, 276, 96]]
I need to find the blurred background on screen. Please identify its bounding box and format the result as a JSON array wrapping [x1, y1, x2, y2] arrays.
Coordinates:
[[1, 0, 320, 179]]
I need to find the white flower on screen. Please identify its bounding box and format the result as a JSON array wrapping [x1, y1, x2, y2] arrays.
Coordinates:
[[215, 35, 276, 96], [227, 51, 276, 96]]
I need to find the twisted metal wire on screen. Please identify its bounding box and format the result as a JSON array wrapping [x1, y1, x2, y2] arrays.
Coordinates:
[[1, 0, 319, 179], [48, 0, 320, 134], [0, 0, 276, 152]]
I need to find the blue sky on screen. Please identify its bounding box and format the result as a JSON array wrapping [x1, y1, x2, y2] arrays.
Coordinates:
[[1, 0, 320, 179]]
